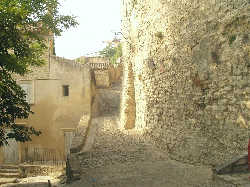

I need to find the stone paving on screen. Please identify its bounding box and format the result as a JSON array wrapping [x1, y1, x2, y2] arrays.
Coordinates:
[[3, 82, 249, 187], [62, 83, 239, 187], [62, 114, 237, 187]]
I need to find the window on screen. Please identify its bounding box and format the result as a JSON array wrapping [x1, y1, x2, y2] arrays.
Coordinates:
[[20, 81, 34, 104], [62, 85, 69, 96]]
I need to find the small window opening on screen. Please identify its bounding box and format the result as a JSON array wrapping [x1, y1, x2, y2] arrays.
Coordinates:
[[63, 85, 69, 96]]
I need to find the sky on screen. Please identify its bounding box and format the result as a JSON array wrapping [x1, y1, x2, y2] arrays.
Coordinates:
[[55, 0, 121, 59]]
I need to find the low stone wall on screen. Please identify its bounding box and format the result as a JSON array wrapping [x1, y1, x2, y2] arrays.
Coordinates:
[[89, 62, 109, 70], [67, 114, 92, 180], [70, 114, 92, 154], [94, 70, 111, 88], [94, 65, 123, 88], [19, 164, 65, 178]]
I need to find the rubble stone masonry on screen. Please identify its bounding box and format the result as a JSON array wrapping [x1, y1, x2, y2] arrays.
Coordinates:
[[121, 0, 250, 165]]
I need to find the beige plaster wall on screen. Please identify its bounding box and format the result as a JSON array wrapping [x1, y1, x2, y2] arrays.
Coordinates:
[[0, 55, 95, 164]]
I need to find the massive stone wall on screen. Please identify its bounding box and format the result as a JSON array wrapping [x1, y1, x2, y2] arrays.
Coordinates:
[[121, 0, 250, 165]]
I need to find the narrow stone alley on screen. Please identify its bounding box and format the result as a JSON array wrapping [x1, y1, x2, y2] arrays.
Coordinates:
[[1, 80, 248, 187], [63, 82, 237, 187], [1, 0, 249, 187]]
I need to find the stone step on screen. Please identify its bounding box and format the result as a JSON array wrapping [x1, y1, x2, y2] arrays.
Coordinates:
[[0, 168, 19, 173], [0, 165, 19, 170], [0, 172, 20, 178], [0, 178, 18, 185]]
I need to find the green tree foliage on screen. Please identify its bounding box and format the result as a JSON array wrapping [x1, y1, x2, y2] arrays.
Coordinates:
[[99, 43, 122, 65], [0, 70, 41, 146], [75, 57, 86, 64], [0, 0, 78, 146]]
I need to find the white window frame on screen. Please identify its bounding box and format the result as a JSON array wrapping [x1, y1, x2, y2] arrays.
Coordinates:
[[18, 80, 35, 104]]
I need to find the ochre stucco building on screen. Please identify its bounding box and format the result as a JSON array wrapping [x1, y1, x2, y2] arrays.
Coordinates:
[[0, 53, 96, 164]]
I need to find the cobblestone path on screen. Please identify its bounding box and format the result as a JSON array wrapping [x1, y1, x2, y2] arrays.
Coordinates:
[[64, 82, 236, 187]]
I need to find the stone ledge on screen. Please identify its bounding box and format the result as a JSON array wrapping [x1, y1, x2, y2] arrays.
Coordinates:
[[214, 152, 249, 175], [0, 178, 18, 185]]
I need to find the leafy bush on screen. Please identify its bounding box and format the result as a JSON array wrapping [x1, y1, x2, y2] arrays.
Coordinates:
[[99, 43, 122, 64]]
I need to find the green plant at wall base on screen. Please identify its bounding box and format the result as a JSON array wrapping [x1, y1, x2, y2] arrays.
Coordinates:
[[229, 35, 236, 45], [155, 32, 164, 40], [75, 58, 86, 64], [99, 43, 122, 64], [211, 51, 220, 64]]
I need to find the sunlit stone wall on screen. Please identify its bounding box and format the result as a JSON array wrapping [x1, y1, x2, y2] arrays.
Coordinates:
[[121, 0, 250, 165]]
